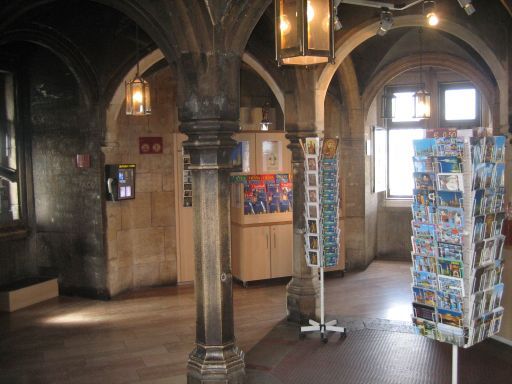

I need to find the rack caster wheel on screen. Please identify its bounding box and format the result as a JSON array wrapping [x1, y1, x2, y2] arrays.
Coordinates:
[[340, 331, 347, 339], [321, 334, 328, 343], [299, 332, 306, 340]]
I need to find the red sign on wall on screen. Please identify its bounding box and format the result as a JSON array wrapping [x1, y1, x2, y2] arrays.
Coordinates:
[[139, 137, 163, 154]]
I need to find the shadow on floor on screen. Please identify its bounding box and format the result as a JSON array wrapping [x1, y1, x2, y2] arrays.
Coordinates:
[[245, 317, 512, 384]]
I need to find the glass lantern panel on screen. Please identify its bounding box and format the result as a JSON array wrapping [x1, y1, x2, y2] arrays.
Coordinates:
[[307, 0, 330, 51], [280, 0, 299, 50]]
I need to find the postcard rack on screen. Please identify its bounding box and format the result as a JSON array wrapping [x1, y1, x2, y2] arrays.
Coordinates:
[[299, 137, 345, 342], [410, 134, 506, 383]]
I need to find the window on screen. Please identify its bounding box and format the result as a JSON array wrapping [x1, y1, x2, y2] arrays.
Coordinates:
[[439, 82, 480, 128], [0, 71, 21, 228], [382, 86, 426, 198]]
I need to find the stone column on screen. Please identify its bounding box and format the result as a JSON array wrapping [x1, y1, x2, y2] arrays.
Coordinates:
[[178, 52, 245, 384], [284, 68, 320, 324], [285, 133, 320, 324]]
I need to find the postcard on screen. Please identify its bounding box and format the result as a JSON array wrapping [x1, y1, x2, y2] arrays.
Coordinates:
[[321, 138, 338, 159], [307, 219, 318, 234], [414, 172, 436, 190], [412, 222, 436, 241], [436, 206, 464, 228], [437, 259, 463, 278], [437, 290, 463, 313], [494, 136, 506, 162], [472, 189, 484, 216], [307, 235, 318, 250], [306, 203, 318, 219], [438, 242, 463, 261], [492, 163, 505, 188], [435, 137, 464, 158], [413, 138, 436, 157], [435, 156, 462, 173], [307, 250, 319, 267], [471, 241, 485, 269], [411, 236, 436, 257], [413, 189, 436, 206], [438, 275, 464, 295], [307, 172, 317, 187], [413, 254, 437, 273], [437, 308, 463, 327], [307, 157, 317, 171], [413, 156, 434, 173], [436, 226, 462, 245], [307, 188, 318, 203], [412, 270, 438, 290], [437, 191, 463, 208], [304, 137, 319, 156], [412, 286, 437, 307], [412, 317, 437, 339], [411, 204, 434, 223], [437, 323, 465, 346], [472, 215, 485, 243], [413, 302, 436, 322], [437, 173, 464, 192]]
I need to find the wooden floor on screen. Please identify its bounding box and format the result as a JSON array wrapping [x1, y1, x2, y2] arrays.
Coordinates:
[[0, 260, 412, 384]]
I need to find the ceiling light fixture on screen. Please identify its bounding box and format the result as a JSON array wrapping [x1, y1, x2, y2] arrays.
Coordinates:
[[275, 0, 335, 66], [377, 8, 393, 36], [423, 1, 439, 26], [413, 27, 431, 119], [125, 24, 151, 115], [457, 0, 475, 16]]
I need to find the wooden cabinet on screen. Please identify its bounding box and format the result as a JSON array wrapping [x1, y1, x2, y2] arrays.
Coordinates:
[[231, 222, 292, 285]]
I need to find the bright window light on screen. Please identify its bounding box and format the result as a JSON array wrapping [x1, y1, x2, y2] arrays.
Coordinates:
[[388, 129, 425, 196], [444, 88, 476, 120], [392, 92, 421, 123]]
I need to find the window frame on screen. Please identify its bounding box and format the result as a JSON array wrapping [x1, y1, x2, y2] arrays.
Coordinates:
[[383, 85, 426, 199], [439, 82, 481, 128], [0, 63, 27, 234]]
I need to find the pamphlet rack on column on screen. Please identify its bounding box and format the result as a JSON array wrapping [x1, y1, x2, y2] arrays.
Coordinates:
[[299, 137, 346, 342], [409, 132, 506, 384]]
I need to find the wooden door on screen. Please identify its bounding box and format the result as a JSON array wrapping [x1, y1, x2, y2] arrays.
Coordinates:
[[270, 223, 293, 278]]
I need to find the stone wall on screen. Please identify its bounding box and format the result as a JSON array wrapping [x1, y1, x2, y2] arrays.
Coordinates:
[[104, 65, 179, 296], [28, 47, 106, 296]]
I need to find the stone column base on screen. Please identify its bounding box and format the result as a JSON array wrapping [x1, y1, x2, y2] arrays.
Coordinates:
[[286, 276, 319, 324], [187, 342, 245, 384]]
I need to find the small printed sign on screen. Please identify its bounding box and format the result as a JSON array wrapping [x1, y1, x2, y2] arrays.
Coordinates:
[[139, 137, 163, 154]]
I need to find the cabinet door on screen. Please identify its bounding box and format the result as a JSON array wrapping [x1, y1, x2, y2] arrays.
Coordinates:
[[255, 132, 291, 174], [238, 226, 271, 282], [270, 224, 293, 278], [232, 132, 256, 174]]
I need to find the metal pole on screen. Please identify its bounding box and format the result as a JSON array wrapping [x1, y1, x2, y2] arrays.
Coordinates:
[[320, 266, 325, 326], [452, 344, 458, 384]]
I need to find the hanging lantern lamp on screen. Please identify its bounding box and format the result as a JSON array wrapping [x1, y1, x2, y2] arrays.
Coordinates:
[[126, 25, 151, 115], [275, 0, 335, 66]]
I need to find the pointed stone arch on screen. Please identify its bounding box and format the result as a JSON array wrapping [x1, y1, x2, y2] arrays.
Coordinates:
[[362, 52, 500, 130], [316, 14, 508, 131]]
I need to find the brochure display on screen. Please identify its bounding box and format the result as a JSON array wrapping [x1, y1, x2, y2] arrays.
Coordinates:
[[409, 134, 506, 383], [300, 137, 345, 342]]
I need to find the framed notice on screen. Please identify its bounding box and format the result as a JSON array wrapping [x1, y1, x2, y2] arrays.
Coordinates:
[[261, 140, 282, 172]]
